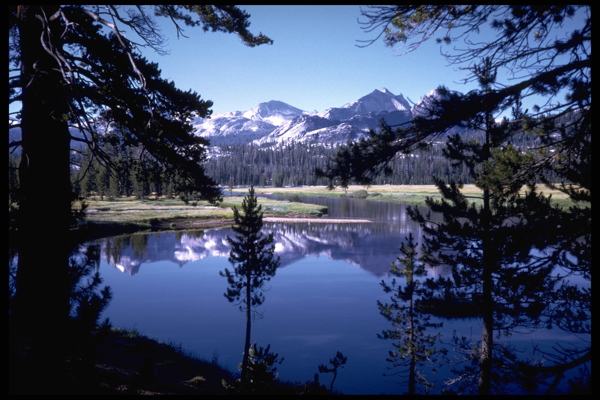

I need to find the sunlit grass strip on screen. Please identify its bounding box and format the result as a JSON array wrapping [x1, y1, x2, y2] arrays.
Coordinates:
[[244, 184, 569, 197], [83, 195, 326, 225], [240, 184, 578, 208]]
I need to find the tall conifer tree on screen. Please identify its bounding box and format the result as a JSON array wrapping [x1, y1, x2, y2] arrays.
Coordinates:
[[220, 187, 280, 385], [9, 5, 271, 393], [319, 5, 590, 394], [378, 233, 444, 394]]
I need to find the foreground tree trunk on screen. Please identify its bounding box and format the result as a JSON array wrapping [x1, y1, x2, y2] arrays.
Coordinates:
[[241, 273, 253, 384], [479, 189, 494, 395], [11, 5, 73, 393]]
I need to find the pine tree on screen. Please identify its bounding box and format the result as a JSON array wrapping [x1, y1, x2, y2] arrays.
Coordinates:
[[220, 186, 280, 385], [9, 5, 271, 393], [378, 233, 443, 394], [398, 60, 561, 394], [319, 6, 590, 393]]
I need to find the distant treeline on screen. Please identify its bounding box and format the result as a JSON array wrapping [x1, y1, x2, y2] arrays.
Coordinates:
[[6, 126, 555, 202], [204, 141, 473, 187], [204, 126, 557, 187]]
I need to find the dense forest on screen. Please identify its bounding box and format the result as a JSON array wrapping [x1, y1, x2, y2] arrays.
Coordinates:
[[8, 115, 567, 203], [53, 125, 557, 199], [8, 126, 563, 203]]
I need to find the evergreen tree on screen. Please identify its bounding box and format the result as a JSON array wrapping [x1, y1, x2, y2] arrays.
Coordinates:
[[222, 343, 285, 394], [317, 351, 348, 393], [9, 5, 271, 393], [378, 233, 444, 395], [220, 187, 280, 385], [319, 6, 590, 394]]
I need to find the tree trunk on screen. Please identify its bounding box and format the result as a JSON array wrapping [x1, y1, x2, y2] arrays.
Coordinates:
[[12, 5, 73, 394], [478, 112, 494, 395], [408, 297, 416, 395], [241, 272, 253, 384], [479, 256, 494, 395]]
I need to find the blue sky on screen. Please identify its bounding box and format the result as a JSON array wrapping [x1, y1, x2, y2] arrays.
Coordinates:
[[9, 6, 587, 120], [142, 4, 589, 118], [145, 5, 476, 115]]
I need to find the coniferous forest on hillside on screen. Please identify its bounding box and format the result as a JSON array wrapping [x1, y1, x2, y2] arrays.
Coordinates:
[[46, 126, 561, 199], [7, 126, 565, 200]]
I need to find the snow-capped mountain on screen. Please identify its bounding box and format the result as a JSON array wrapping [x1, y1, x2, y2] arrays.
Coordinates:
[[192, 100, 306, 145], [193, 88, 422, 147], [255, 88, 413, 146], [242, 100, 305, 126], [317, 88, 410, 121]]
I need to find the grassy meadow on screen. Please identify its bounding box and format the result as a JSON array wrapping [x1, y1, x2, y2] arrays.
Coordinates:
[[238, 184, 575, 206], [80, 184, 579, 236]]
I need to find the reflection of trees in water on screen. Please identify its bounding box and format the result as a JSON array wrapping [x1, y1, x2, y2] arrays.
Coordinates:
[[91, 198, 447, 276]]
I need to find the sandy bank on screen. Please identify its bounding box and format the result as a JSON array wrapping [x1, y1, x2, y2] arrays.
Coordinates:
[[264, 217, 372, 223]]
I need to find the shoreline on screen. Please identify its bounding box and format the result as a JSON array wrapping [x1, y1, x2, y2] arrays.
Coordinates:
[[264, 217, 372, 223]]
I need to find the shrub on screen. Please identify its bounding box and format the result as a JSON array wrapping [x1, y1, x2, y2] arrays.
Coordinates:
[[283, 193, 301, 202], [350, 190, 368, 198]]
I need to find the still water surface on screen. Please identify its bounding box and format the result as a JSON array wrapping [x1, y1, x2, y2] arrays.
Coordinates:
[[86, 196, 588, 394]]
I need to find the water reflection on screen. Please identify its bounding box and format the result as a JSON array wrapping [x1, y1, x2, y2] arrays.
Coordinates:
[[98, 199, 452, 278], [98, 221, 452, 279], [84, 200, 453, 394], [80, 196, 589, 394]]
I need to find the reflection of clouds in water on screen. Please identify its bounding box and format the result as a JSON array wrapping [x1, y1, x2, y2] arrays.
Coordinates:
[[174, 246, 201, 263]]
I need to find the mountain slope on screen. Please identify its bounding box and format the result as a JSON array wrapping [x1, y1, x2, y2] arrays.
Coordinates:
[[192, 100, 306, 145], [193, 88, 419, 147], [256, 88, 412, 146]]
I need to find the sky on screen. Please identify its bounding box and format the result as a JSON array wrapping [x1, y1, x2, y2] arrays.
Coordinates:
[[9, 6, 588, 119], [142, 5, 478, 115]]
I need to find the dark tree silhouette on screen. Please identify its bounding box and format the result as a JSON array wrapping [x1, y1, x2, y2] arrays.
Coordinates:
[[318, 5, 590, 394], [318, 351, 348, 393], [9, 5, 270, 393], [222, 343, 285, 394], [220, 186, 280, 385], [378, 233, 444, 394]]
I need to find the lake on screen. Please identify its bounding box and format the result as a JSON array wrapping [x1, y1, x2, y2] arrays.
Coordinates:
[[83, 195, 589, 394]]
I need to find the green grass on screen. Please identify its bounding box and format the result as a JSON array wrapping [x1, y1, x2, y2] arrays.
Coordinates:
[[218, 195, 327, 216], [238, 184, 581, 208], [80, 184, 584, 234], [82, 195, 327, 229]]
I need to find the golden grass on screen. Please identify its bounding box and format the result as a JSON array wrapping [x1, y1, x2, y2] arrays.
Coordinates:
[[241, 184, 571, 199], [82, 184, 580, 229], [83, 195, 327, 225]]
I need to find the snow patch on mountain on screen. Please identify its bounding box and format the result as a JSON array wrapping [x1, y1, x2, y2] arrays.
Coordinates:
[[242, 100, 305, 126], [191, 100, 306, 145], [256, 88, 413, 146], [193, 88, 429, 147]]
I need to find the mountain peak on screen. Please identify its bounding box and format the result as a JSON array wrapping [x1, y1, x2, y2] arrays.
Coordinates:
[[339, 88, 410, 114], [193, 87, 435, 147], [242, 100, 305, 126]]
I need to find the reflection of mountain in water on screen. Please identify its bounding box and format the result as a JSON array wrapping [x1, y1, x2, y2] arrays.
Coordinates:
[[96, 218, 448, 277], [101, 230, 223, 275], [95, 197, 454, 278]]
